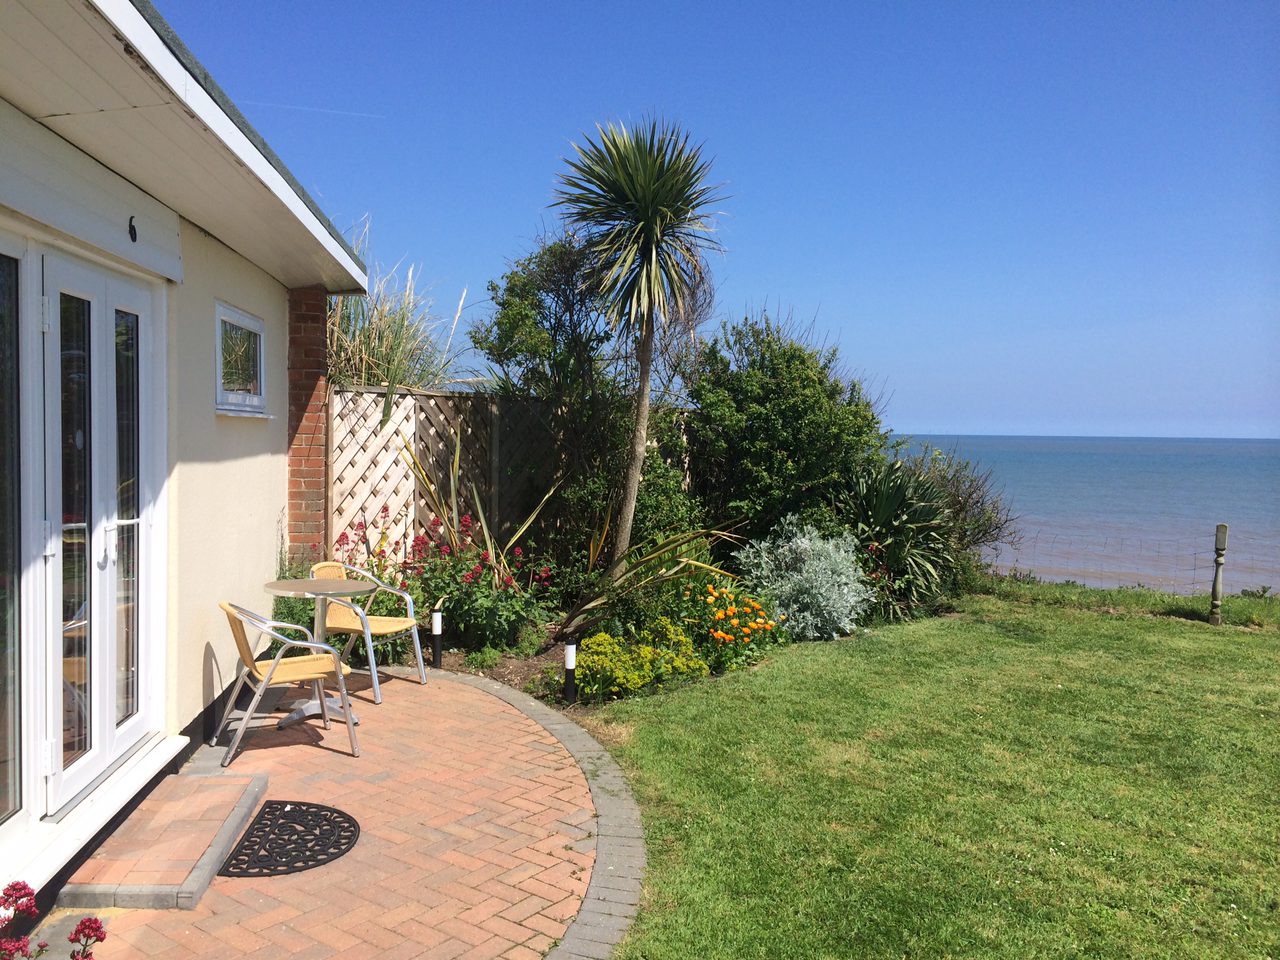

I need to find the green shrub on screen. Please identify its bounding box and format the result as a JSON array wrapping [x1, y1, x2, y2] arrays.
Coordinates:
[[465, 645, 503, 671], [632, 445, 704, 549], [511, 621, 548, 658], [686, 314, 887, 542], [902, 444, 1018, 592], [736, 515, 871, 640], [576, 618, 709, 702], [837, 461, 955, 621]]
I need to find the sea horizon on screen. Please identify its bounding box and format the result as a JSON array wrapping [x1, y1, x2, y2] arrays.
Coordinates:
[[898, 432, 1280, 442], [895, 434, 1280, 595]]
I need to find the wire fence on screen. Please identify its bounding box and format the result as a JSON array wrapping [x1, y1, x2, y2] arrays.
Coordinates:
[[989, 530, 1278, 595]]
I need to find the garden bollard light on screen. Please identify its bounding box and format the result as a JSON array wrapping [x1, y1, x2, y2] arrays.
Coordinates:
[[431, 608, 443, 668], [564, 641, 577, 705]]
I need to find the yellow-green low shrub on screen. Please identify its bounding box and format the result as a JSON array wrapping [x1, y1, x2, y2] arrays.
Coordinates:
[[578, 618, 709, 701]]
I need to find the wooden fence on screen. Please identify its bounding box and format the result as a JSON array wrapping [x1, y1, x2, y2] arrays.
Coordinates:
[[327, 387, 556, 555]]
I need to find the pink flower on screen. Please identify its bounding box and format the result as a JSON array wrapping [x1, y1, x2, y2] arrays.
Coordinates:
[[70, 917, 106, 944], [1, 881, 38, 920], [335, 532, 350, 548], [512, 547, 523, 558], [68, 915, 107, 959]]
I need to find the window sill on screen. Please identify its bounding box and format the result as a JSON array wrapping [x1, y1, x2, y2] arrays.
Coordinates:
[[215, 407, 273, 420]]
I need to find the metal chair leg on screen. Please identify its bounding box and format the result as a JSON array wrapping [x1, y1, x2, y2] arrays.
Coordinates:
[[334, 669, 360, 758], [222, 677, 268, 767], [209, 670, 249, 747], [410, 624, 427, 685], [315, 679, 331, 729], [364, 631, 382, 704]]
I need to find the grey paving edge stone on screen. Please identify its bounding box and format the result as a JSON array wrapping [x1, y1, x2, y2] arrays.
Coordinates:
[[113, 883, 182, 909], [434, 670, 645, 959], [55, 773, 268, 911], [176, 773, 268, 909]]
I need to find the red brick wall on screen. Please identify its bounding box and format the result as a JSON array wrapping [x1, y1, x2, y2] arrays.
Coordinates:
[[287, 286, 329, 563]]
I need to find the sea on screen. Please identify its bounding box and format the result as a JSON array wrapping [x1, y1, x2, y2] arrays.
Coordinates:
[[903, 435, 1280, 595]]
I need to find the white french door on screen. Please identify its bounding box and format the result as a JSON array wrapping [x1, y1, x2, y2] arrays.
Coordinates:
[[42, 252, 153, 812]]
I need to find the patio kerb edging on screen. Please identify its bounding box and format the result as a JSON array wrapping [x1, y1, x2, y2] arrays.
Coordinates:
[[427, 670, 644, 960]]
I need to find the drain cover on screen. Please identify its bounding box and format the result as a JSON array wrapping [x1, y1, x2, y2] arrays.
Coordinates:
[[219, 800, 359, 878]]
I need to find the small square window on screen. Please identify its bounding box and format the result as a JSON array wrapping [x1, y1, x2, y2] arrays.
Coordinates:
[[215, 302, 266, 414]]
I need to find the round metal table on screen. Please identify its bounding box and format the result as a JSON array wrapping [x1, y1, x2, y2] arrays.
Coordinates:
[[264, 578, 373, 728]]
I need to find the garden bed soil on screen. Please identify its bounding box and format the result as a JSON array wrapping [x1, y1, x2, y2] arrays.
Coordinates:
[[438, 643, 563, 694]]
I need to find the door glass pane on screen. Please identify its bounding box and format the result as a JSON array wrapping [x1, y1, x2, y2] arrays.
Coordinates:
[[0, 255, 19, 824], [60, 294, 91, 767], [115, 310, 139, 725]]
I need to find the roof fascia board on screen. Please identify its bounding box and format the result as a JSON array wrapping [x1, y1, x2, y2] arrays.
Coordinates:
[[87, 0, 367, 291]]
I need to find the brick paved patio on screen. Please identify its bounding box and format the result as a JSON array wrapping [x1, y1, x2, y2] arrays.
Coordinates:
[[62, 670, 600, 959]]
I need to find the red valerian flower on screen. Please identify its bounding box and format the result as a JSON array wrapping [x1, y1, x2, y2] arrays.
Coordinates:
[[335, 531, 350, 548], [439, 545, 451, 557], [430, 516, 443, 529], [503, 575, 514, 588], [1, 881, 38, 919], [480, 551, 491, 564], [512, 546, 523, 557], [68, 915, 107, 959]]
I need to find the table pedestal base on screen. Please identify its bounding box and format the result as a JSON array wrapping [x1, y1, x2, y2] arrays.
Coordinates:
[[277, 695, 360, 729]]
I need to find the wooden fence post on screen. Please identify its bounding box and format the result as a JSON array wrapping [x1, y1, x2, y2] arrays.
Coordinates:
[[1209, 523, 1228, 625], [489, 397, 500, 534]]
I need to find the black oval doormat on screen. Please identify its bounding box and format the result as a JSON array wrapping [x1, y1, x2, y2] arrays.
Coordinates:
[[219, 800, 360, 878]]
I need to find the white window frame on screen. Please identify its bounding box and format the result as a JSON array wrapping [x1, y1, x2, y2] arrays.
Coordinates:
[[214, 301, 266, 415]]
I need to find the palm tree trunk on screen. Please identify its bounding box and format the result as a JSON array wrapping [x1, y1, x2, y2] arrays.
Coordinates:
[[609, 317, 655, 572]]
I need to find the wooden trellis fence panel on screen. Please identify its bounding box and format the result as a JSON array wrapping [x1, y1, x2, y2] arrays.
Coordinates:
[[327, 388, 556, 557], [328, 388, 423, 554], [412, 391, 493, 533]]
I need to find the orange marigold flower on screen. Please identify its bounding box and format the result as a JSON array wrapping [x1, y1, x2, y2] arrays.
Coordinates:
[[730, 618, 739, 627], [715, 610, 726, 620]]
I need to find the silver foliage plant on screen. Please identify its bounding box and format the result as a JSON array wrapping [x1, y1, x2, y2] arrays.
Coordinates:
[[735, 515, 871, 640]]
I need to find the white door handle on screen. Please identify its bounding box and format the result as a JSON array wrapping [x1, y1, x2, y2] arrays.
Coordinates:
[[103, 522, 119, 565]]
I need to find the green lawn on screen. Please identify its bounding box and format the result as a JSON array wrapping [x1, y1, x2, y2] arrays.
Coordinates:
[[591, 585, 1279, 959]]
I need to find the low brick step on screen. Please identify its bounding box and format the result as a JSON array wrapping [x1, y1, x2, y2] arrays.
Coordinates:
[[57, 771, 267, 910]]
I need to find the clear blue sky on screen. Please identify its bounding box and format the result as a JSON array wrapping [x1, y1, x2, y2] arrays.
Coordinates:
[[159, 0, 1279, 439]]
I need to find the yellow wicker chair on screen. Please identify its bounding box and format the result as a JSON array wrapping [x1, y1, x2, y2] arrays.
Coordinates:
[[310, 561, 430, 704], [210, 602, 359, 766]]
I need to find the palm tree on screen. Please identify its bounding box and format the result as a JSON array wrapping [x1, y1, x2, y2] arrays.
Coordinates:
[[554, 119, 722, 568]]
